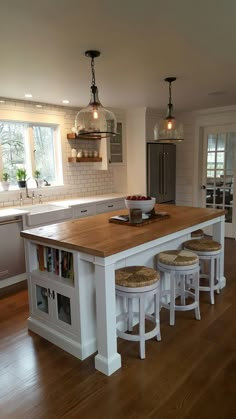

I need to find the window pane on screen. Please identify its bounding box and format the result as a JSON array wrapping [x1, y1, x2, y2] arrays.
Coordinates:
[[208, 135, 216, 151], [0, 122, 26, 185], [33, 126, 56, 183], [216, 134, 225, 150]]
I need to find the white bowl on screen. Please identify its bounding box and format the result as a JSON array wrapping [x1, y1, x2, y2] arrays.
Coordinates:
[[125, 197, 156, 213]]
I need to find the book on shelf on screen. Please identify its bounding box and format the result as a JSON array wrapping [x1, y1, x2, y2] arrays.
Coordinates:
[[36, 245, 74, 282], [61, 251, 74, 281], [37, 245, 45, 271]]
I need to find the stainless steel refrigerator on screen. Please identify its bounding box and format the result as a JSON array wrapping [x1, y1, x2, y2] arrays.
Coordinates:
[[147, 142, 176, 204]]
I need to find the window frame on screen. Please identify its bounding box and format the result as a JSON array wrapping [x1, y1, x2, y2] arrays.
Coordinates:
[[0, 108, 64, 190]]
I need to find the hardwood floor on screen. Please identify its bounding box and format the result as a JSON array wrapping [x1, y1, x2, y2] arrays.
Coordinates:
[[1, 238, 236, 419]]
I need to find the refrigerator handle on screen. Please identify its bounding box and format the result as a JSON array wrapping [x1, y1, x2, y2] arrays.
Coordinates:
[[163, 152, 168, 195], [159, 152, 163, 194]]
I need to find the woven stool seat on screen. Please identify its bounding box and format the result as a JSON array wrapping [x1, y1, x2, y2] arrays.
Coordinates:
[[115, 266, 161, 359], [184, 239, 221, 252], [115, 266, 159, 288], [191, 229, 204, 239], [157, 250, 200, 326], [158, 250, 198, 267], [183, 238, 222, 304]]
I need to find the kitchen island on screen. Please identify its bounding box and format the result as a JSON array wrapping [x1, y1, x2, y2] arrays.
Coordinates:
[[21, 204, 225, 376]]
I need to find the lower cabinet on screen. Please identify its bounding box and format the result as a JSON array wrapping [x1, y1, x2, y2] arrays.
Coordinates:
[[31, 274, 78, 336], [72, 204, 96, 219], [27, 242, 97, 360], [96, 199, 124, 214]]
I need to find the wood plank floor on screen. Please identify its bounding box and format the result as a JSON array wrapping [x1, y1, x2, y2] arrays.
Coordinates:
[[1, 238, 236, 419]]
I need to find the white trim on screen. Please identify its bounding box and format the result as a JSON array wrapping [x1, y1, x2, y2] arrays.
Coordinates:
[[0, 272, 26, 288]]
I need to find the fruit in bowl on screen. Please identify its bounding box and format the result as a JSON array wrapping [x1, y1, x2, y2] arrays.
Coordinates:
[[125, 195, 156, 213]]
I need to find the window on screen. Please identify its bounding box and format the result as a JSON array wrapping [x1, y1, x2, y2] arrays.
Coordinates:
[[0, 121, 62, 188]]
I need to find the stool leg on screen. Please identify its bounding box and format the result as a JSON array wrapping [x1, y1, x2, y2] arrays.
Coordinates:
[[216, 256, 220, 294], [210, 257, 215, 305], [128, 297, 133, 331], [155, 289, 161, 341], [139, 295, 145, 359], [180, 274, 186, 305], [170, 272, 175, 326], [194, 270, 201, 320]]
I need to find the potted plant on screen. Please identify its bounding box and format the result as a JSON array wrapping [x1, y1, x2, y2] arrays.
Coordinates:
[[1, 172, 10, 191], [34, 169, 43, 188], [16, 168, 27, 188]]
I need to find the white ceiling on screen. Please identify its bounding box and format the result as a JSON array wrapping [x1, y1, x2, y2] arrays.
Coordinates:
[[1, 0, 236, 112]]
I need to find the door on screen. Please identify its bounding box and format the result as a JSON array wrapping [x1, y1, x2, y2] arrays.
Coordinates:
[[202, 126, 236, 238], [31, 276, 51, 321], [53, 284, 78, 336]]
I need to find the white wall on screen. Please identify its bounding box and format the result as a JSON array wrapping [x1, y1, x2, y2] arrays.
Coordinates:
[[126, 108, 147, 195]]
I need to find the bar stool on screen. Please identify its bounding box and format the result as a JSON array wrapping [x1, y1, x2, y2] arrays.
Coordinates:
[[157, 250, 200, 326], [115, 266, 161, 359], [191, 229, 204, 239], [183, 238, 221, 304]]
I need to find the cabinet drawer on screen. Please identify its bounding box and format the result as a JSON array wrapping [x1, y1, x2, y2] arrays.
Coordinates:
[[72, 204, 96, 219], [96, 199, 125, 214]]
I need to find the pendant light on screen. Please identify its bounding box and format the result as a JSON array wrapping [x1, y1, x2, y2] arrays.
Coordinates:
[[154, 77, 184, 143], [75, 50, 117, 139]]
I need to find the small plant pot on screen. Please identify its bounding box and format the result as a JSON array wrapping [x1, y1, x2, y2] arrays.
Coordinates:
[[18, 180, 26, 188], [1, 181, 10, 191]]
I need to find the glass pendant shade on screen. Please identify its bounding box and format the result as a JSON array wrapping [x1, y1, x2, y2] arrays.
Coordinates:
[[154, 77, 184, 143], [154, 116, 184, 143], [75, 50, 117, 140]]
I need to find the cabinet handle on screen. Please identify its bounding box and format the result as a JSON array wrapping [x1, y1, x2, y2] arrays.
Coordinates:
[[81, 209, 88, 213], [47, 288, 55, 299], [0, 217, 21, 226], [108, 204, 114, 208]]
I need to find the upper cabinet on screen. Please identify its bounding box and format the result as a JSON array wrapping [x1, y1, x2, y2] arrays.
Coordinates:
[[109, 122, 123, 164]]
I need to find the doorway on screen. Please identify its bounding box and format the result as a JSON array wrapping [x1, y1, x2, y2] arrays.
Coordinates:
[[201, 126, 236, 238]]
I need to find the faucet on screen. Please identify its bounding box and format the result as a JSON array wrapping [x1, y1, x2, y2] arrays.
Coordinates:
[[19, 192, 23, 206], [25, 178, 38, 202]]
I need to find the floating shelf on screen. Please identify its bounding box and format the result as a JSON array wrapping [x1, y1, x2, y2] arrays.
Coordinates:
[[67, 133, 101, 140], [68, 157, 102, 163]]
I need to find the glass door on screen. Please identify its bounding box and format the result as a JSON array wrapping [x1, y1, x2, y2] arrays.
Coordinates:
[[202, 127, 236, 238]]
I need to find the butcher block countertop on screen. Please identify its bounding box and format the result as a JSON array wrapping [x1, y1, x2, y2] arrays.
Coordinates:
[[21, 205, 225, 258]]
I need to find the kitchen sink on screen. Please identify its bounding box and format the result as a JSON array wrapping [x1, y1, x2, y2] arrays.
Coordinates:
[[17, 203, 72, 227], [18, 203, 68, 214]]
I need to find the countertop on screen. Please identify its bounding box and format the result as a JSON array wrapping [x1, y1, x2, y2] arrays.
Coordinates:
[[21, 204, 225, 258], [0, 193, 126, 219]]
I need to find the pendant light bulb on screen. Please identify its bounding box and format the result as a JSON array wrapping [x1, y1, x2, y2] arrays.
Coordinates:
[[93, 109, 98, 119], [167, 120, 173, 130], [75, 50, 117, 139], [154, 77, 184, 143]]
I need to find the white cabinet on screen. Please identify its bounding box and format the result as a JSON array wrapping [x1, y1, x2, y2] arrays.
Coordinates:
[[26, 242, 97, 360], [72, 204, 96, 219], [31, 272, 78, 337], [96, 199, 125, 214]]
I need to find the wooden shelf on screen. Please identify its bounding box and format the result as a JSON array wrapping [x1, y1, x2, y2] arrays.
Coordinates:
[[67, 133, 101, 140], [68, 157, 102, 163]]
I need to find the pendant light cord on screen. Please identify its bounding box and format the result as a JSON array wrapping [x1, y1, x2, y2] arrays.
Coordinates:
[[168, 81, 172, 106], [91, 56, 96, 87]]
